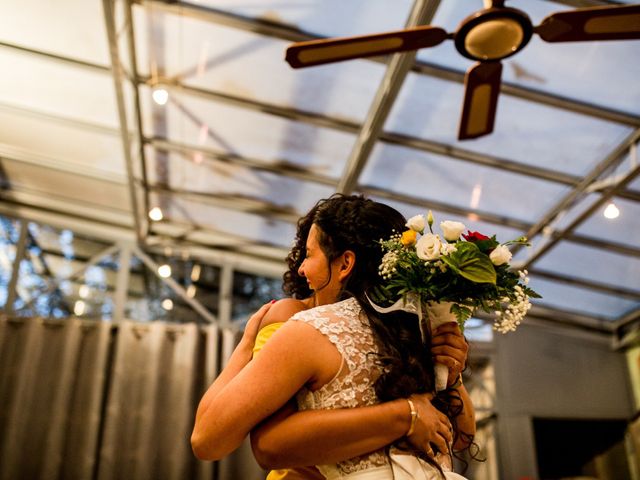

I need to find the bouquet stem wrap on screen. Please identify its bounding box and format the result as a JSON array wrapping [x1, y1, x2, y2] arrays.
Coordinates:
[[367, 294, 457, 392], [425, 300, 458, 392]]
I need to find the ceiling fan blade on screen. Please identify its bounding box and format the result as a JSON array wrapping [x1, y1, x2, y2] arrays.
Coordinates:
[[458, 61, 502, 141], [285, 26, 448, 68], [535, 4, 640, 43]]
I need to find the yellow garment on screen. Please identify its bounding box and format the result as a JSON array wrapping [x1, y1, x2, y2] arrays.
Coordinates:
[[253, 322, 323, 480], [253, 322, 285, 357], [266, 467, 324, 480]]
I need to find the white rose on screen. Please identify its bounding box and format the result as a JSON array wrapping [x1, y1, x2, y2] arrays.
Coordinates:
[[490, 245, 512, 266], [440, 220, 465, 242], [406, 215, 425, 233], [416, 233, 442, 260]]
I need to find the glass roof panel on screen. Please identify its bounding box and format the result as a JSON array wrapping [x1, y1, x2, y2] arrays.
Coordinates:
[[1, 157, 129, 206], [146, 147, 335, 215], [386, 71, 634, 176], [140, 85, 356, 178], [545, 191, 640, 252], [0, 157, 130, 213], [531, 241, 640, 292], [0, 109, 126, 177], [574, 196, 640, 249], [134, 8, 387, 123], [363, 195, 527, 247], [361, 142, 571, 223], [194, 0, 414, 37], [0, 49, 118, 128], [153, 193, 297, 249], [417, 0, 640, 115], [527, 275, 637, 321], [0, 0, 110, 66]]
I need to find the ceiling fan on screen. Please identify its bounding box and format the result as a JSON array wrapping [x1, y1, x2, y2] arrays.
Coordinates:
[[285, 1, 640, 140]]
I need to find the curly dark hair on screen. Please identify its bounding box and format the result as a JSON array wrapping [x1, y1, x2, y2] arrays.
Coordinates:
[[282, 194, 476, 471]]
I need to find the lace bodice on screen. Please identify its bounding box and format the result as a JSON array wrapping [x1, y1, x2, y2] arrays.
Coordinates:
[[291, 297, 389, 476]]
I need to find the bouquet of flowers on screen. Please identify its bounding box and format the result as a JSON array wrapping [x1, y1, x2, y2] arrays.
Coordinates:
[[369, 211, 541, 390]]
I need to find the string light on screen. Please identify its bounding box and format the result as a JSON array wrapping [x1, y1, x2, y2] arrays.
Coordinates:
[[74, 300, 86, 316], [152, 87, 169, 105], [149, 207, 163, 221], [191, 264, 201, 282], [158, 264, 172, 278], [78, 284, 90, 299], [603, 202, 620, 219], [161, 298, 173, 310]]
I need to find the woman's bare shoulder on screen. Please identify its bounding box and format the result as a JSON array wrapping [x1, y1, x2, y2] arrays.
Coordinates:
[[259, 298, 311, 329]]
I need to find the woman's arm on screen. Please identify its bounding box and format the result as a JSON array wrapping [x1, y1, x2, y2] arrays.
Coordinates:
[[251, 398, 409, 468], [191, 318, 340, 461], [251, 391, 454, 469], [193, 298, 308, 429], [449, 382, 476, 450], [430, 322, 476, 449], [193, 302, 272, 427]]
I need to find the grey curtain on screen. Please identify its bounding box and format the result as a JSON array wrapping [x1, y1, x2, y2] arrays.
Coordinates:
[[0, 316, 265, 480]]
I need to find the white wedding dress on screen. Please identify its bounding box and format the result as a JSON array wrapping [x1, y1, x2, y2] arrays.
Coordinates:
[[291, 298, 468, 480]]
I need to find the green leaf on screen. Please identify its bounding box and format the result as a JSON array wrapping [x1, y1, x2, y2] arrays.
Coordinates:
[[441, 242, 497, 284]]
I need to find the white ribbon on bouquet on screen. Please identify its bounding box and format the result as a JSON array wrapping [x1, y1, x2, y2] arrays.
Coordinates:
[[367, 292, 458, 392]]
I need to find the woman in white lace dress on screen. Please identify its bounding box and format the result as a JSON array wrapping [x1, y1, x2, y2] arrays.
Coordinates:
[[192, 195, 476, 479]]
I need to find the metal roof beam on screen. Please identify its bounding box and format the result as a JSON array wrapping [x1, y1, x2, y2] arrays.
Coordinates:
[[137, 1, 640, 128], [103, 0, 145, 243], [531, 268, 640, 300], [411, 61, 640, 127], [0, 40, 110, 72], [520, 131, 640, 269], [146, 136, 640, 259], [336, 0, 441, 194], [154, 79, 640, 202]]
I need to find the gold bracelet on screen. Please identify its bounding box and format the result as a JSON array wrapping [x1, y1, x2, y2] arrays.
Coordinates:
[[406, 398, 419, 437], [448, 373, 463, 389]]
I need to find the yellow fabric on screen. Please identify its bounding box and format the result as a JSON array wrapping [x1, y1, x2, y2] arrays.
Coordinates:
[[266, 467, 324, 480], [252, 322, 323, 480], [252, 322, 285, 357]]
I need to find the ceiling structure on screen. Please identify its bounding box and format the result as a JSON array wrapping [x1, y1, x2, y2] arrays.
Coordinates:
[[0, 0, 638, 340]]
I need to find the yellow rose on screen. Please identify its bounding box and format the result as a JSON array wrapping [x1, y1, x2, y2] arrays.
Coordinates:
[[401, 230, 417, 246]]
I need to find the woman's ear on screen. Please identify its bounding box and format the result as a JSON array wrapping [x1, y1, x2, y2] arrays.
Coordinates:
[[337, 250, 356, 282]]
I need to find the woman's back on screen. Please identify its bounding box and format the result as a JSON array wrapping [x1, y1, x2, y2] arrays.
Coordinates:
[[291, 297, 388, 477], [291, 297, 461, 480]]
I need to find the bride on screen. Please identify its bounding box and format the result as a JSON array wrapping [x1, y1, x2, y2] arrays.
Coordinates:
[[191, 194, 476, 479]]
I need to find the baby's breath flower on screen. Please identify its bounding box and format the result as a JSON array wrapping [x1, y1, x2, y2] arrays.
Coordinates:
[[375, 211, 540, 334], [379, 251, 399, 279]]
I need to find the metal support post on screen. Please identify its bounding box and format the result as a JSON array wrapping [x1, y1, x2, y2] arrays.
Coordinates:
[[113, 243, 132, 323], [218, 262, 233, 329], [133, 245, 218, 324], [6, 220, 29, 314]]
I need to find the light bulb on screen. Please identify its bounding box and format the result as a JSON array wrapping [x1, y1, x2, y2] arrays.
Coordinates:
[[149, 207, 163, 221], [74, 300, 86, 316], [152, 88, 169, 105], [158, 264, 172, 278], [603, 202, 620, 219], [191, 264, 201, 282], [78, 284, 90, 299], [161, 298, 173, 310]]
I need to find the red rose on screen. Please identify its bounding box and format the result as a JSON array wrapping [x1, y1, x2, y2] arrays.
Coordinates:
[[462, 231, 490, 242]]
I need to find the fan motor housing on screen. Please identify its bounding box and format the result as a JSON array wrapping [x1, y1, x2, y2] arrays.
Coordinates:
[[454, 7, 534, 61]]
